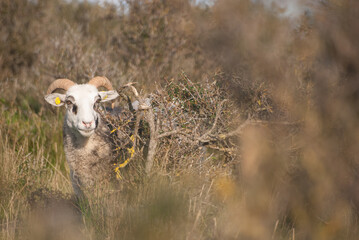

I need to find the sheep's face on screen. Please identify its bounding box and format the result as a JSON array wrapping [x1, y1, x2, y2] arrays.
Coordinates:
[[45, 84, 119, 137]]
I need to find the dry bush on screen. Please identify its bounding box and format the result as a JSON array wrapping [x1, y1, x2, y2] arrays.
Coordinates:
[[107, 72, 239, 180]]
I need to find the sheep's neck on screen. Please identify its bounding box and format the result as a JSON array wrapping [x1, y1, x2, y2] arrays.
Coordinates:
[[64, 126, 96, 149]]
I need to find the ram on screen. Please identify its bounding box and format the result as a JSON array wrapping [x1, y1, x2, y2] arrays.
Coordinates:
[[45, 77, 119, 198]]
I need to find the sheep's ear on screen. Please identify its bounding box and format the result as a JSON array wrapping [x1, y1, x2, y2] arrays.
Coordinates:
[[45, 93, 66, 107], [99, 90, 119, 102]]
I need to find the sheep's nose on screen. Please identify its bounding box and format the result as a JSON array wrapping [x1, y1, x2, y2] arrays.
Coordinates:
[[82, 121, 93, 128]]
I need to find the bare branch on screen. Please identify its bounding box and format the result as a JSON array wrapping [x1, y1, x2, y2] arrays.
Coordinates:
[[206, 145, 236, 154], [118, 82, 139, 97], [117, 83, 157, 173], [145, 108, 157, 173], [157, 129, 182, 139], [219, 120, 300, 139], [198, 99, 227, 142]]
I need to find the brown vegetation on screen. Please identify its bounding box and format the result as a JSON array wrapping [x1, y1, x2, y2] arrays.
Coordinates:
[[1, 0, 359, 239]]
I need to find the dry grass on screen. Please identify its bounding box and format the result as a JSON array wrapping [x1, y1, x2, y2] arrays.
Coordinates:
[[1, 0, 359, 239]]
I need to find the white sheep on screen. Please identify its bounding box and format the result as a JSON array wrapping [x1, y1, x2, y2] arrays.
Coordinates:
[[45, 77, 119, 198]]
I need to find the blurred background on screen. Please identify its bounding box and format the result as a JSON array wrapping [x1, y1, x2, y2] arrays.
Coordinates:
[[2, 0, 359, 239]]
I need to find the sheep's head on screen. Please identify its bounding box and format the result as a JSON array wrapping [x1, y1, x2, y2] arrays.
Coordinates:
[[45, 77, 119, 137]]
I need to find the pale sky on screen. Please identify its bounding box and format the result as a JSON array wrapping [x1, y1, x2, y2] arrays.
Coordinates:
[[84, 0, 314, 19], [87, 0, 214, 6], [258, 0, 315, 18]]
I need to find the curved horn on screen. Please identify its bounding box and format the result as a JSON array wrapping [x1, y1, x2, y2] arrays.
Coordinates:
[[88, 76, 113, 90], [46, 79, 76, 94]]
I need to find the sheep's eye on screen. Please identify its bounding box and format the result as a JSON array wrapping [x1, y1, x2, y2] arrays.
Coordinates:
[[66, 100, 72, 105], [72, 104, 78, 115]]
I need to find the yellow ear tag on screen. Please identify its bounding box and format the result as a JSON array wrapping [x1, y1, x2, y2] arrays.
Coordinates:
[[55, 97, 61, 105], [103, 95, 108, 100]]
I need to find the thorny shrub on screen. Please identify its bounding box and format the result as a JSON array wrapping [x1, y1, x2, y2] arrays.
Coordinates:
[[106, 72, 243, 183]]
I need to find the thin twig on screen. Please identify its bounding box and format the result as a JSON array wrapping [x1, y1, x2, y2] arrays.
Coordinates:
[[206, 145, 236, 153], [198, 99, 227, 142], [157, 129, 182, 139], [219, 120, 300, 139]]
